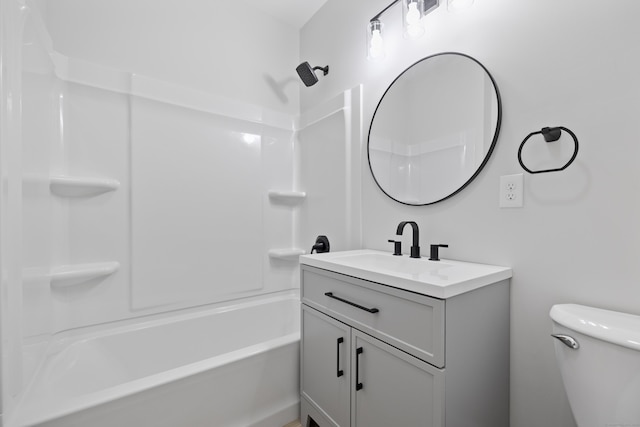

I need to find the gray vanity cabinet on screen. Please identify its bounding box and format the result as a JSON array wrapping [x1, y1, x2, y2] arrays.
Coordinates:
[[300, 264, 510, 427], [301, 306, 351, 427], [302, 306, 444, 427], [350, 330, 444, 427]]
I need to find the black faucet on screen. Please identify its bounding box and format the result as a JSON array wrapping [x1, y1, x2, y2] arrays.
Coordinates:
[[396, 221, 420, 258]]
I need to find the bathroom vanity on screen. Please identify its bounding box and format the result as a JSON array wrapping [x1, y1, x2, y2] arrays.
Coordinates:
[[299, 250, 512, 427]]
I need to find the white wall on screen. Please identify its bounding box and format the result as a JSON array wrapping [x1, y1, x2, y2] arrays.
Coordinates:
[[301, 1, 640, 426], [38, 0, 300, 116]]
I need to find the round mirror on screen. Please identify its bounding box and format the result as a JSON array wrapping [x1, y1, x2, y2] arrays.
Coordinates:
[[367, 52, 502, 205]]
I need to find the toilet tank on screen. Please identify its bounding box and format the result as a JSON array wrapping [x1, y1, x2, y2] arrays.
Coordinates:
[[550, 304, 640, 427]]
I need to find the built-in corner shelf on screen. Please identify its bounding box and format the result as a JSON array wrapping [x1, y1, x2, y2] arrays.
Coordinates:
[[268, 190, 306, 204], [50, 261, 120, 288], [268, 248, 306, 261], [50, 175, 120, 197]]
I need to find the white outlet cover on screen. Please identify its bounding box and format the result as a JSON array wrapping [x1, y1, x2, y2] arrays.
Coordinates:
[[500, 173, 524, 208]]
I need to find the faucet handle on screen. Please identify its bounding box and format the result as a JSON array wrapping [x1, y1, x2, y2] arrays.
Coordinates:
[[429, 244, 448, 261], [388, 239, 402, 256]]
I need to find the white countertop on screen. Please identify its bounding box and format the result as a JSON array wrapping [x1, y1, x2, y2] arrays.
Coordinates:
[[300, 249, 512, 299]]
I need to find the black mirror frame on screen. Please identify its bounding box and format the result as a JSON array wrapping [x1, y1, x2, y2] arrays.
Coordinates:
[[367, 52, 503, 206]]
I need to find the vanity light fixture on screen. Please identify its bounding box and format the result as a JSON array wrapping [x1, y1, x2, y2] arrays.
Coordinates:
[[367, 0, 439, 61]]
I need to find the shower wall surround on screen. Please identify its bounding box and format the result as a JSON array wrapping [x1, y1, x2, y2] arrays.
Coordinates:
[[301, 1, 640, 427], [18, 0, 301, 331], [297, 87, 364, 255], [1, 0, 337, 423]]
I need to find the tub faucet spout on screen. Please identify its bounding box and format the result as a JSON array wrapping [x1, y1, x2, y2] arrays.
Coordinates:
[[396, 221, 420, 258]]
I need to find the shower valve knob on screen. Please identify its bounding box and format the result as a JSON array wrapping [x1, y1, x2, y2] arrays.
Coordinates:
[[311, 235, 330, 254]]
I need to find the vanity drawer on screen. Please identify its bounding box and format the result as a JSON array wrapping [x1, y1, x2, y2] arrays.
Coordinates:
[[301, 265, 445, 368]]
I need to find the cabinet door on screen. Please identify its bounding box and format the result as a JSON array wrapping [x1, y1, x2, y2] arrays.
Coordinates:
[[351, 330, 444, 427], [301, 306, 351, 427]]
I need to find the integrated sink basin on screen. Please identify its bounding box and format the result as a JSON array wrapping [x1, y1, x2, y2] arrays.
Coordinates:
[[300, 249, 512, 298], [335, 252, 453, 276]]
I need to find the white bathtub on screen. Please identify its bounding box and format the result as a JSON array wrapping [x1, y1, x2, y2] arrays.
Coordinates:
[[12, 292, 300, 427]]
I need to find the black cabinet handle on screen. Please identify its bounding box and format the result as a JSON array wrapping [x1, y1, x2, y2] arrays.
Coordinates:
[[356, 347, 364, 391], [336, 337, 344, 377], [324, 292, 379, 314]]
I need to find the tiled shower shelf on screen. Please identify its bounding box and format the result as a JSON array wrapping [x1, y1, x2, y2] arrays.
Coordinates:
[[267, 190, 306, 203], [268, 248, 306, 261], [50, 262, 120, 288], [50, 175, 120, 197]]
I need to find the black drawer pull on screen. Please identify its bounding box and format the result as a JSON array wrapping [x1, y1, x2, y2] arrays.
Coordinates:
[[324, 292, 379, 314], [356, 346, 364, 391], [336, 337, 344, 377]]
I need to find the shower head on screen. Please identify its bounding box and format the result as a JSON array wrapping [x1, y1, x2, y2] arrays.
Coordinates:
[[296, 62, 329, 87]]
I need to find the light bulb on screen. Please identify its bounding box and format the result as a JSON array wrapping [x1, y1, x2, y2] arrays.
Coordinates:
[[369, 30, 384, 59], [403, 0, 424, 39], [406, 3, 421, 25], [367, 20, 385, 61]]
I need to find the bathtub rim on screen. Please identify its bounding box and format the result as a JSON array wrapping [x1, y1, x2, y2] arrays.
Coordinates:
[[53, 288, 299, 347], [12, 290, 301, 427]]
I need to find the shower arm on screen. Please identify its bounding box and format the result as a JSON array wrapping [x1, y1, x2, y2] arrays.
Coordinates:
[[312, 65, 329, 76]]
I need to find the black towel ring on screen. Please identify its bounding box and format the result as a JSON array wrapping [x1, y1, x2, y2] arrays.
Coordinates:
[[517, 126, 579, 174]]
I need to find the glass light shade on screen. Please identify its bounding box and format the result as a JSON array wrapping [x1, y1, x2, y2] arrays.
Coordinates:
[[448, 0, 474, 11], [367, 20, 385, 61], [402, 0, 425, 39]]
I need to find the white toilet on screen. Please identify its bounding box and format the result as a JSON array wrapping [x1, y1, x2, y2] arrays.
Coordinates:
[[550, 304, 640, 427]]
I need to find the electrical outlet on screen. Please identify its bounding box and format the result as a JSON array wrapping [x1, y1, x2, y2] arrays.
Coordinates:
[[500, 173, 523, 208]]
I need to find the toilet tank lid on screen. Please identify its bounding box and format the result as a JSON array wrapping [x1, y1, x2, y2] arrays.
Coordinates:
[[550, 304, 640, 352]]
